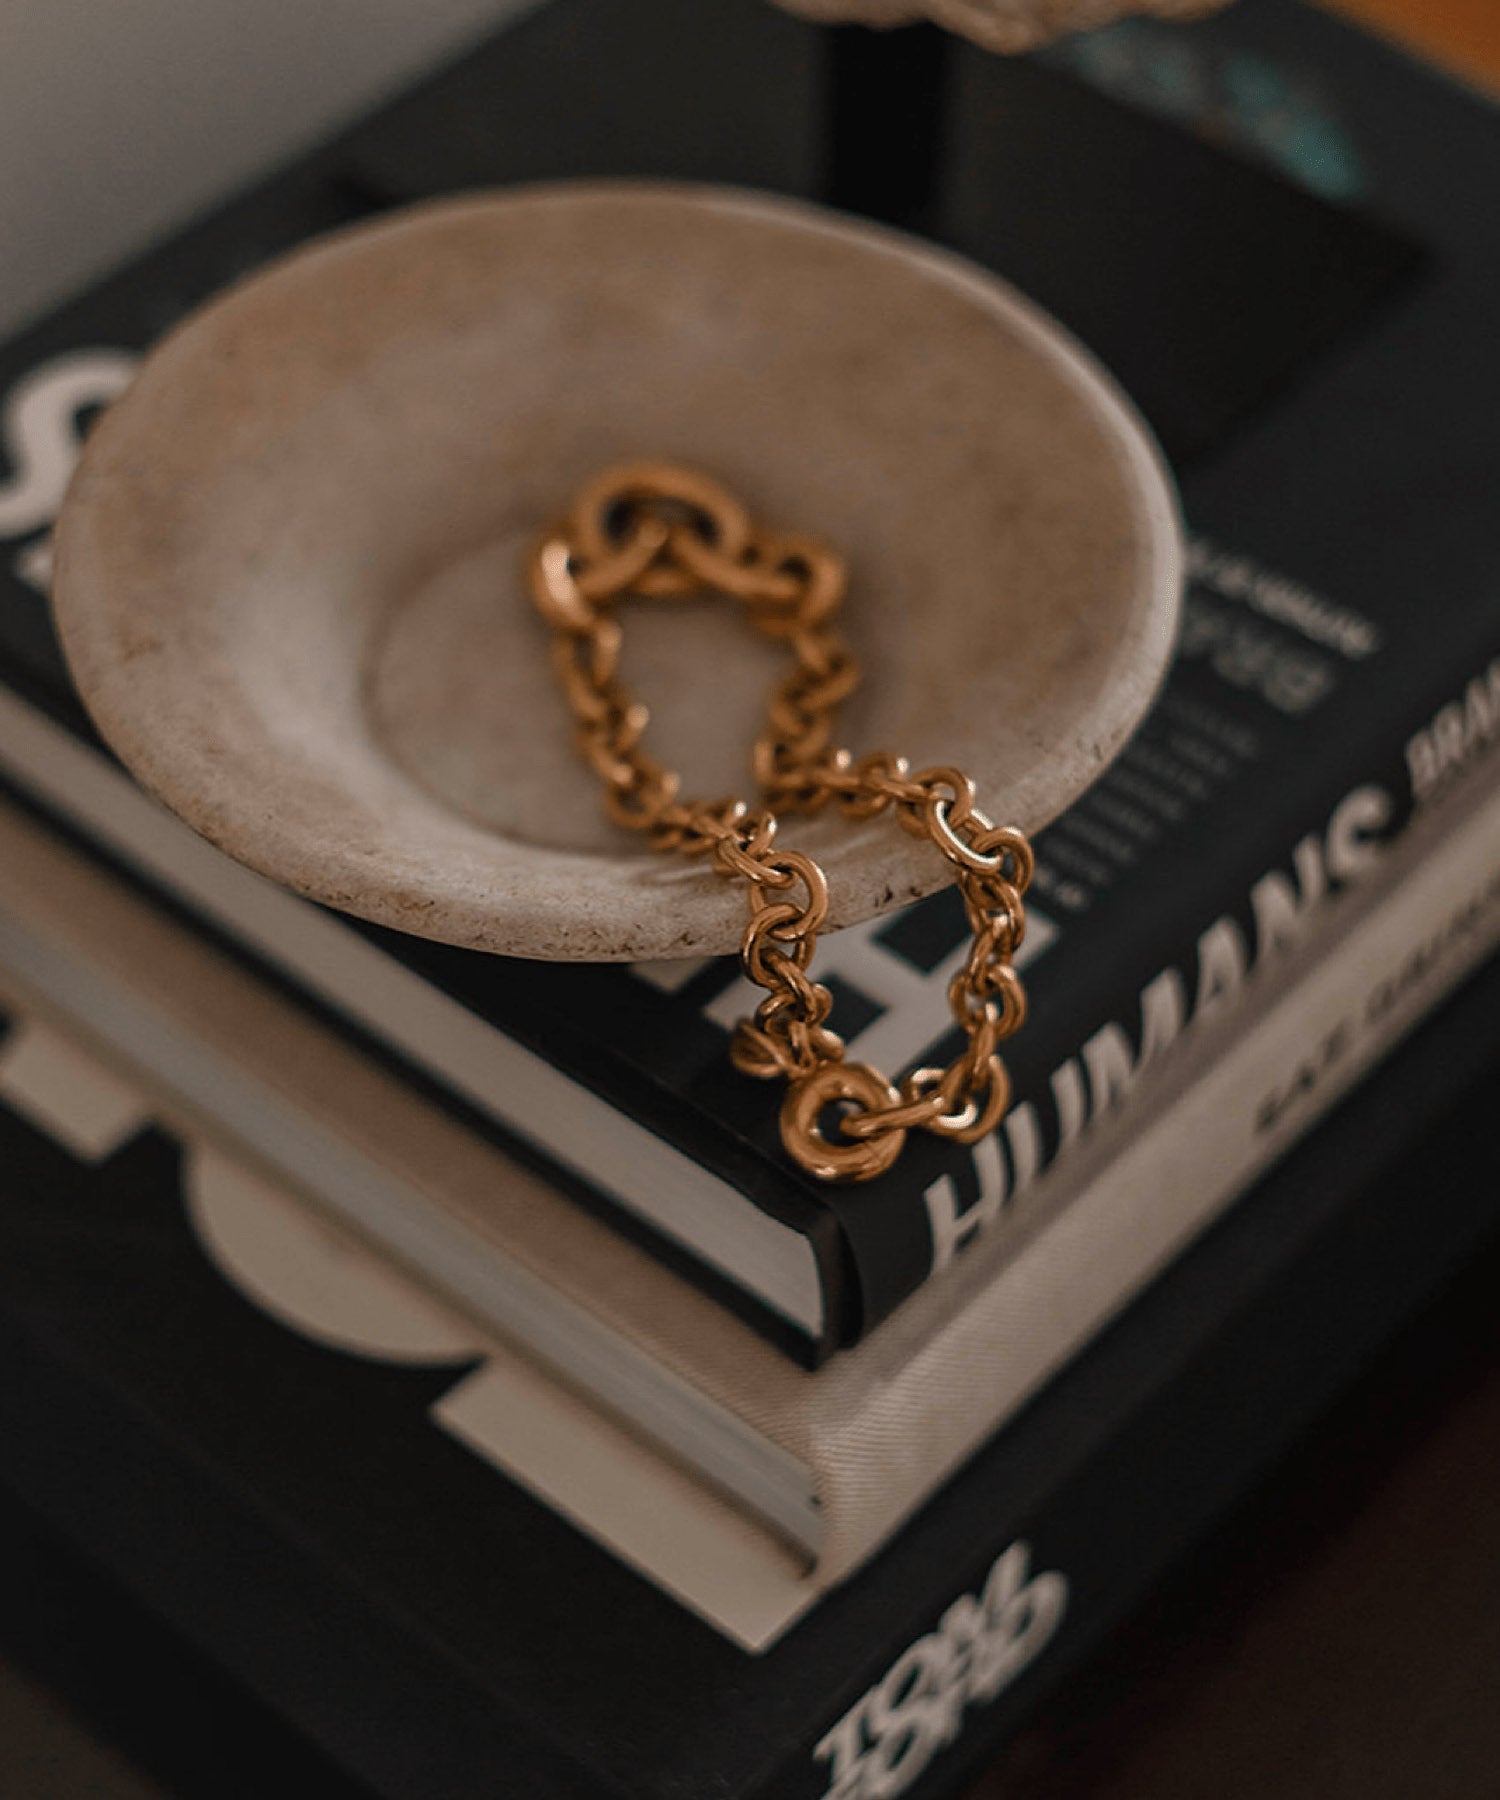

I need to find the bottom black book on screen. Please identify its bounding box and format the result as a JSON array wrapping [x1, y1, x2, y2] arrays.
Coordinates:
[[2, 949, 1499, 1800]]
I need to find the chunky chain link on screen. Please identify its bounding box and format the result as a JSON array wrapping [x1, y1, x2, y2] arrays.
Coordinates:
[[529, 462, 1032, 1185]]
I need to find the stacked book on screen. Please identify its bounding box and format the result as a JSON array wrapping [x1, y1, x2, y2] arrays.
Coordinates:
[[2, 1, 1500, 1795]]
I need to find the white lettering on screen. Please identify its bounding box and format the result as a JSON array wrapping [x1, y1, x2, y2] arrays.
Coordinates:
[[1249, 835, 1327, 960], [1003, 1101, 1043, 1201], [1403, 662, 1500, 805], [1051, 1058, 1087, 1150], [1326, 784, 1391, 883], [1194, 916, 1247, 1020], [922, 1132, 1007, 1273], [1406, 728, 1439, 804], [1081, 967, 1186, 1114], [0, 348, 139, 539], [1186, 535, 1380, 659], [814, 1542, 1067, 1800], [701, 909, 1057, 1079]]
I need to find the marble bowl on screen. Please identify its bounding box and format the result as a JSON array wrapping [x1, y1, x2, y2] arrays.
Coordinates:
[[52, 182, 1181, 961]]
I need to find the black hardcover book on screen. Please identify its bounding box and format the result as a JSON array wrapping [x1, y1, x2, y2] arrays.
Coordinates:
[[0, 0, 1492, 1365], [2, 932, 1499, 1800]]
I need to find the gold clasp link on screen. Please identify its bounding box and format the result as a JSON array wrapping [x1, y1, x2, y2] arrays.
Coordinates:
[[781, 1063, 906, 1184]]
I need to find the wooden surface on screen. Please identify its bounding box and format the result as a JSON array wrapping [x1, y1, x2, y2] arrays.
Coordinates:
[[1319, 0, 1500, 95], [966, 1223, 1500, 1800]]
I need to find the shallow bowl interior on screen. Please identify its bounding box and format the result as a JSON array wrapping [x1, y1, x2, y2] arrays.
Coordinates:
[[53, 183, 1181, 960]]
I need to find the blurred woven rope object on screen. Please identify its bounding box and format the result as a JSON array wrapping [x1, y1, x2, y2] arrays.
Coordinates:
[[770, 0, 1229, 56]]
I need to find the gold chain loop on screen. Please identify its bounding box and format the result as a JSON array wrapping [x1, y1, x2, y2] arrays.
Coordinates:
[[529, 462, 1033, 1185]]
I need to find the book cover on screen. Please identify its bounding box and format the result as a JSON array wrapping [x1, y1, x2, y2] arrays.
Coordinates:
[[3, 912, 1499, 1799], [0, 0, 1492, 1364], [2, 735, 1499, 1602]]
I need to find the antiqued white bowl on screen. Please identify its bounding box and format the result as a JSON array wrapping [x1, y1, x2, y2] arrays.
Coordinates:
[[53, 182, 1181, 961]]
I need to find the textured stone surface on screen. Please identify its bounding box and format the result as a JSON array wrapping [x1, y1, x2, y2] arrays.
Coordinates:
[[53, 182, 1181, 961]]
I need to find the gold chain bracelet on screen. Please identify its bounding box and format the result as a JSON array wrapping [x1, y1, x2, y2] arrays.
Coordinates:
[[528, 462, 1032, 1185]]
